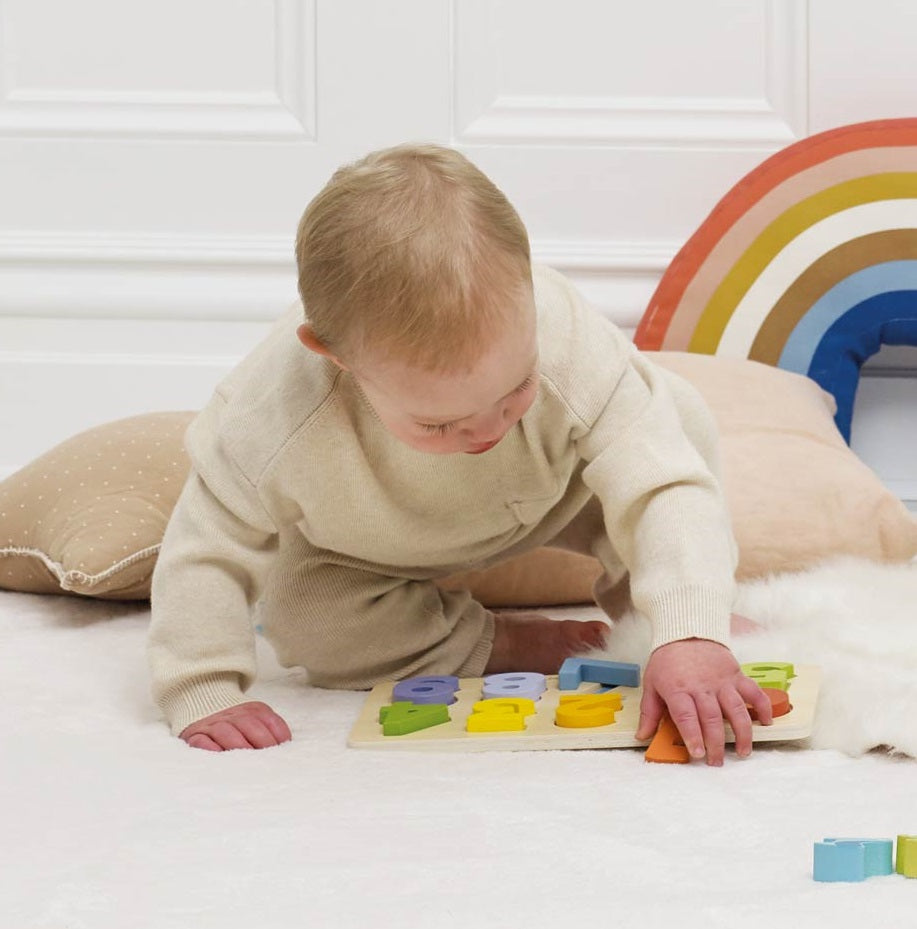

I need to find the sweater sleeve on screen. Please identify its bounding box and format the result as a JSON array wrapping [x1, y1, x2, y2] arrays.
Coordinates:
[[577, 350, 738, 652], [147, 470, 279, 734]]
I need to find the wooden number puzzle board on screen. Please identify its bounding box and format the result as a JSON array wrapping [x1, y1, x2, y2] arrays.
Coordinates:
[[348, 665, 822, 753]]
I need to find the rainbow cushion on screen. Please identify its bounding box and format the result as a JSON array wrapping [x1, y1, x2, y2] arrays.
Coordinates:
[[634, 119, 917, 442]]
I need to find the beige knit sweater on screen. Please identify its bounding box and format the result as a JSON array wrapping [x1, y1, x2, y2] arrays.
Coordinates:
[[148, 265, 737, 734]]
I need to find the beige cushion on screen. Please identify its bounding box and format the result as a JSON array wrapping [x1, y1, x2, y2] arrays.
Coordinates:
[[648, 351, 917, 578], [2, 354, 915, 604], [0, 413, 194, 599]]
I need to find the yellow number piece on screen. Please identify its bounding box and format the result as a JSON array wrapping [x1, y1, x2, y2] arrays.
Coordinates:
[[466, 697, 536, 732], [555, 693, 622, 729]]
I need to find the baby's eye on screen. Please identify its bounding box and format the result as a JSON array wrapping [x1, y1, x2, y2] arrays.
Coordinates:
[[419, 421, 456, 436]]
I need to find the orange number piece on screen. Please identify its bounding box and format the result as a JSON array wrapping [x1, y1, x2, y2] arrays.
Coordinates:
[[644, 713, 690, 764]]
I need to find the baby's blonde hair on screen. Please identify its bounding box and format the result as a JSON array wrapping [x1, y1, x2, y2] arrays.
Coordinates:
[[295, 143, 532, 371]]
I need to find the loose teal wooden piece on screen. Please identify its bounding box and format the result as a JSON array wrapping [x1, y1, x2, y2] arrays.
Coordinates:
[[823, 838, 894, 877], [813, 840, 868, 882]]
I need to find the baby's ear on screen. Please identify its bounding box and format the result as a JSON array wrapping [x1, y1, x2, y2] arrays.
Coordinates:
[[297, 325, 348, 369]]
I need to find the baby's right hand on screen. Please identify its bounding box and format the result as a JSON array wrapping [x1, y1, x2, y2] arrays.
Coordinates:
[[180, 701, 292, 752]]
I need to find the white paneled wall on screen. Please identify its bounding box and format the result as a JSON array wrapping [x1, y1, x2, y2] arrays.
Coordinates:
[[1, 0, 915, 505]]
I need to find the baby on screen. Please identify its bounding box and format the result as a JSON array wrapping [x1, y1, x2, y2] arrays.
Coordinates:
[[148, 143, 771, 764]]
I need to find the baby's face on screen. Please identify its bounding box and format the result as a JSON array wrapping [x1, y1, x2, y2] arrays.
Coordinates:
[[351, 302, 539, 455]]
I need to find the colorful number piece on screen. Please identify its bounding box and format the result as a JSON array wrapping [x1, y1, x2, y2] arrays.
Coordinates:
[[814, 838, 894, 882], [557, 657, 640, 690], [812, 835, 917, 881], [644, 713, 691, 764], [467, 698, 537, 732], [391, 675, 460, 705], [379, 702, 450, 736], [482, 672, 547, 701], [555, 693, 622, 728], [897, 835, 917, 877], [741, 661, 796, 692], [749, 686, 792, 720]]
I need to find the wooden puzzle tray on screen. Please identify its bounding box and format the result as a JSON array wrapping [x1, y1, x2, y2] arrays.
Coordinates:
[[348, 663, 822, 753]]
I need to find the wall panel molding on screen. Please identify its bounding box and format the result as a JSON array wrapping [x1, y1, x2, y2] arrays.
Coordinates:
[[0, 0, 316, 140], [535, 239, 674, 273], [0, 232, 298, 319], [0, 232, 676, 324], [454, 0, 808, 147], [6, 231, 911, 358]]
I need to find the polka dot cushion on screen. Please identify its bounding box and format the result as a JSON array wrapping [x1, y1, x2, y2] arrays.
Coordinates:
[[0, 412, 195, 599]]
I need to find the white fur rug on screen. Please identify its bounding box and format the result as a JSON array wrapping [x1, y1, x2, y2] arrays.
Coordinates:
[[3, 556, 917, 927], [590, 556, 917, 757]]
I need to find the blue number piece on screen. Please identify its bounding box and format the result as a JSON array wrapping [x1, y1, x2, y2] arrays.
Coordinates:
[[814, 838, 894, 882], [482, 672, 547, 701], [391, 675, 460, 705], [822, 838, 894, 877], [558, 657, 640, 690]]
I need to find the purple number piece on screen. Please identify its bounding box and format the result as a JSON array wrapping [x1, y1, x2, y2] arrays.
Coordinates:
[[482, 672, 547, 701], [392, 675, 460, 705]]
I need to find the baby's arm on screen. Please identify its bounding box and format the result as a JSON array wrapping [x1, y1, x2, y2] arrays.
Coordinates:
[[580, 355, 763, 762], [148, 471, 281, 741]]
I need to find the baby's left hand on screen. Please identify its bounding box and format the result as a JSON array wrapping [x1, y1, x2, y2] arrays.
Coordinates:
[[635, 639, 773, 765]]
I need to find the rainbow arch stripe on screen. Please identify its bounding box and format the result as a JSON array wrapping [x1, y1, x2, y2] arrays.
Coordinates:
[[634, 119, 917, 441]]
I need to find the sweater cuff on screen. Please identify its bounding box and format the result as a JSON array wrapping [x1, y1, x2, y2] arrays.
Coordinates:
[[160, 673, 251, 736], [644, 586, 733, 653]]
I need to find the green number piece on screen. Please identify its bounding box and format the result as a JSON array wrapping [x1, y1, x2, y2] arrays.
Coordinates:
[[741, 661, 796, 691], [897, 835, 917, 877], [379, 701, 450, 736]]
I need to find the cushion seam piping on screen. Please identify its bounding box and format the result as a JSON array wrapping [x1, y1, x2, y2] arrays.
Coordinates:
[[0, 544, 161, 589]]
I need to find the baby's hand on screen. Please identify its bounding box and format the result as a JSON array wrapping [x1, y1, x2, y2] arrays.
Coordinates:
[[635, 639, 772, 766], [180, 701, 292, 752]]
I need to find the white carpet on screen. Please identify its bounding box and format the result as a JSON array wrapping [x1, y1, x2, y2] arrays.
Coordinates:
[[3, 557, 917, 928]]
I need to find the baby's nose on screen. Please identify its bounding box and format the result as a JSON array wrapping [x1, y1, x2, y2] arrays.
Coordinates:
[[470, 405, 510, 440]]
